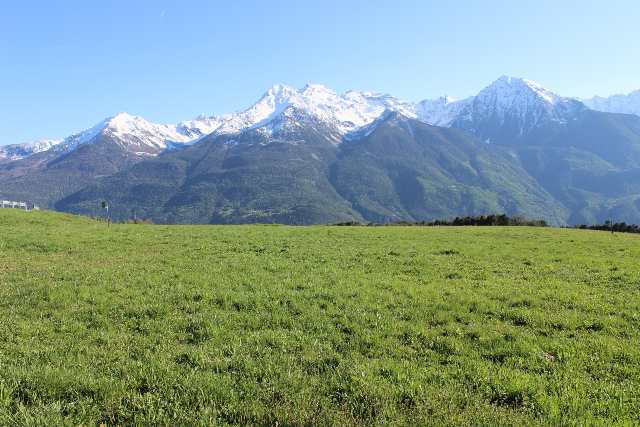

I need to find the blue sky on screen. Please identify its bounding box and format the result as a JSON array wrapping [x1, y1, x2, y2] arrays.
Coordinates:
[[1, 0, 639, 144]]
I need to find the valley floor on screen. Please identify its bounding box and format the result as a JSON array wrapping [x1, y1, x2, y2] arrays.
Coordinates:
[[0, 210, 639, 425]]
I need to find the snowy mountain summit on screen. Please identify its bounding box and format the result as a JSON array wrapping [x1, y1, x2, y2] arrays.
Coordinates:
[[416, 96, 470, 127], [458, 76, 583, 126], [189, 82, 475, 138], [583, 89, 640, 117], [204, 83, 419, 136], [220, 77, 583, 139], [52, 112, 217, 156], [5, 75, 627, 163], [0, 139, 62, 161], [451, 76, 586, 142]]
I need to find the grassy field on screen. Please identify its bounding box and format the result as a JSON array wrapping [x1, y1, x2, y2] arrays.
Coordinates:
[[0, 209, 639, 426]]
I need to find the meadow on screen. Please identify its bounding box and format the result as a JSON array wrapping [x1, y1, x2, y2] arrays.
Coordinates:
[[0, 209, 639, 426]]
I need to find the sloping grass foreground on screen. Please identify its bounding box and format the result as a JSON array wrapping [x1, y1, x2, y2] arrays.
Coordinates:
[[0, 209, 639, 426]]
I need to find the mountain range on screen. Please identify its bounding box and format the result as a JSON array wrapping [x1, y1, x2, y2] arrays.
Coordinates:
[[3, 76, 640, 226]]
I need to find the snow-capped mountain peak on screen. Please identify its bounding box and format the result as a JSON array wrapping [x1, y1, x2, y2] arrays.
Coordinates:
[[0, 139, 62, 161], [255, 83, 302, 115], [416, 95, 471, 127], [479, 76, 562, 107], [582, 89, 640, 116], [300, 83, 343, 106], [54, 112, 203, 155], [176, 115, 224, 138], [264, 83, 299, 98], [104, 112, 189, 146], [345, 109, 413, 141], [301, 83, 335, 95], [454, 76, 585, 133], [210, 83, 418, 136], [447, 76, 588, 144], [106, 112, 144, 131], [7, 75, 624, 164], [488, 75, 563, 105]]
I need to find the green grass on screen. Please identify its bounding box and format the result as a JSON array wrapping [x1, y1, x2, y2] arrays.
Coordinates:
[[1, 209, 639, 426]]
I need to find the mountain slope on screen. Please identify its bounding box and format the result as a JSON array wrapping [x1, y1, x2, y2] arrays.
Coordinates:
[[331, 112, 568, 224], [56, 106, 362, 224], [57, 110, 567, 225], [0, 134, 147, 207], [0, 113, 201, 206], [426, 77, 640, 224], [509, 110, 640, 223], [6, 76, 640, 225]]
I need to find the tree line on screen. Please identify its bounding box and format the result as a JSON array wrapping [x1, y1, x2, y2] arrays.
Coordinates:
[[335, 215, 640, 235], [575, 221, 640, 234], [334, 214, 548, 227]]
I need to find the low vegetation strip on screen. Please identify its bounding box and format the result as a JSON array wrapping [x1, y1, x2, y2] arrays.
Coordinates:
[[575, 221, 640, 234], [334, 214, 549, 227], [0, 209, 639, 425], [337, 214, 640, 236]]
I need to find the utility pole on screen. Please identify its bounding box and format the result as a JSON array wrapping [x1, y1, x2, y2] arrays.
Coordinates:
[[101, 201, 110, 227]]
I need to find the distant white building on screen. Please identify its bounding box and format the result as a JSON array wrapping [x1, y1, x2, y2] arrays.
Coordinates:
[[0, 200, 38, 211]]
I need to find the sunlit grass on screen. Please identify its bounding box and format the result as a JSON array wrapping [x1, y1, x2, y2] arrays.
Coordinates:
[[1, 209, 639, 425]]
